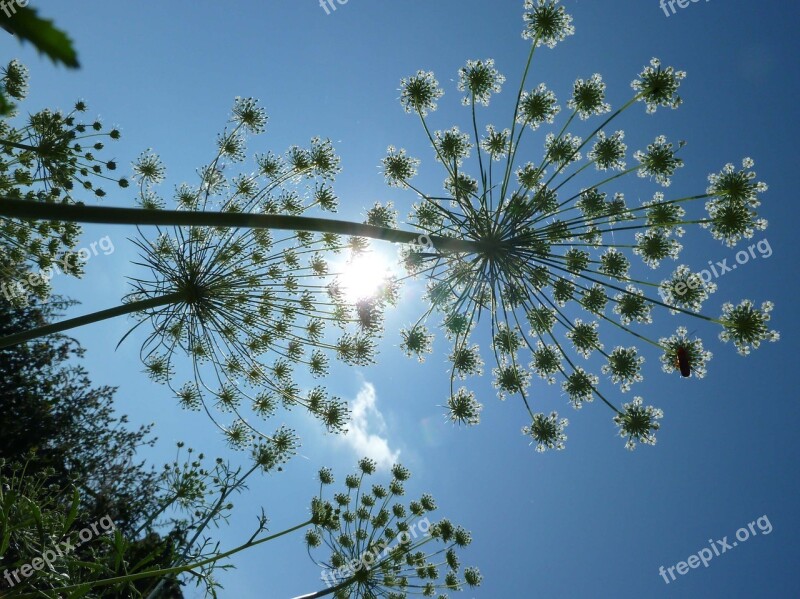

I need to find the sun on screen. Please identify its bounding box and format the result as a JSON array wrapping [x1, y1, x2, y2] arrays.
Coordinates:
[[338, 252, 393, 302]]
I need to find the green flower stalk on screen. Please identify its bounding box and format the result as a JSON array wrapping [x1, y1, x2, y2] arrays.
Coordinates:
[[383, 0, 778, 451], [299, 459, 481, 598], [142, 439, 299, 599]]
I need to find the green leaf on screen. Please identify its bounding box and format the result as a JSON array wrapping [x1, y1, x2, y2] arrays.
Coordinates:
[[26, 496, 43, 538], [62, 486, 81, 534], [0, 6, 79, 68], [113, 529, 126, 570], [69, 559, 107, 572], [0, 524, 10, 557], [66, 583, 94, 599]]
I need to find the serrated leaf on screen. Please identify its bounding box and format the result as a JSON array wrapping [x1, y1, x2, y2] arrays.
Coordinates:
[[0, 7, 79, 68]]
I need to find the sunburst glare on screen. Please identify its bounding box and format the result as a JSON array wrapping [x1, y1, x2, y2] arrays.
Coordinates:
[[338, 251, 393, 302]]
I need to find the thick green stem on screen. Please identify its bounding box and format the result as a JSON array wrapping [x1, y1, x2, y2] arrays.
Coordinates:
[[292, 575, 357, 599], [0, 291, 186, 349], [0, 139, 49, 154], [0, 198, 485, 254]]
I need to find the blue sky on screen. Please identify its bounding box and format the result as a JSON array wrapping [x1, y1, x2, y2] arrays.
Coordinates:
[[4, 0, 799, 597]]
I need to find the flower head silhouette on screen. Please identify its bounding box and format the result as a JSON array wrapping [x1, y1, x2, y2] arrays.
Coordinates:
[[304, 459, 481, 598], [126, 98, 395, 448], [384, 0, 778, 451]]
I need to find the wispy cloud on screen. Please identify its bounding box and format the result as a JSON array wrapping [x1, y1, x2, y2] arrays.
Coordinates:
[[337, 381, 400, 469]]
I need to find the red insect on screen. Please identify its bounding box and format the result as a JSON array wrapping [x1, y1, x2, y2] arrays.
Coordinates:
[[673, 329, 697, 378], [675, 346, 691, 378]]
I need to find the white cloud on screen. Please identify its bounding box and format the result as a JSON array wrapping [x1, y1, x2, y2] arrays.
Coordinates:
[[337, 381, 400, 469]]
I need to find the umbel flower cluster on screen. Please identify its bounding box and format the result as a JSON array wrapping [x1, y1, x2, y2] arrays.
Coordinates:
[[383, 0, 778, 451], [128, 97, 397, 449], [305, 458, 481, 598], [0, 2, 778, 459], [0, 59, 127, 302]]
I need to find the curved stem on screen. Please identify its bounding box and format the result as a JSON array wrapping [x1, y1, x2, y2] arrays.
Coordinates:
[[292, 574, 357, 599], [16, 518, 315, 598], [500, 39, 538, 201], [0, 290, 186, 348]]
